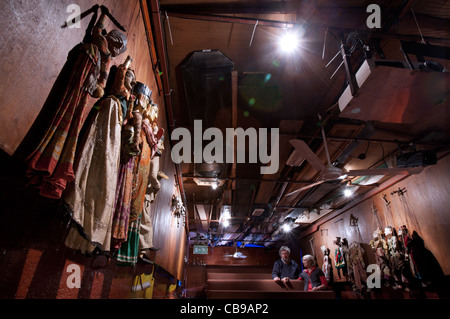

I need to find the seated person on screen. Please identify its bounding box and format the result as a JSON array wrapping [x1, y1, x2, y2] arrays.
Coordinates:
[[298, 254, 329, 291], [272, 246, 301, 284]]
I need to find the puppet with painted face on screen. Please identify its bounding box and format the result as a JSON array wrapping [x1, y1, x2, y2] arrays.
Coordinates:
[[369, 228, 392, 286], [112, 82, 152, 257], [64, 56, 136, 254], [138, 102, 169, 259], [333, 237, 347, 280], [321, 245, 333, 285], [347, 241, 368, 293], [145, 103, 168, 203], [385, 226, 411, 291], [26, 11, 128, 199]]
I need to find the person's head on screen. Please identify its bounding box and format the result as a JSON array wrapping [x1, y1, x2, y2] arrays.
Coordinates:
[[279, 246, 291, 262], [302, 254, 316, 268]]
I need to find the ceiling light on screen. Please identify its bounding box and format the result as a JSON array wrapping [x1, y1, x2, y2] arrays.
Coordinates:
[[278, 30, 302, 54], [344, 188, 353, 197], [282, 223, 291, 232], [222, 220, 230, 228]]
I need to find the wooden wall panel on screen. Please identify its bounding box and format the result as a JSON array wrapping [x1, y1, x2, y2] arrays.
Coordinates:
[[295, 154, 450, 276], [188, 246, 278, 266]]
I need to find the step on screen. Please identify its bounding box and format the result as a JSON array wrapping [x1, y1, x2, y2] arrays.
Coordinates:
[[206, 289, 335, 299], [207, 279, 305, 291]]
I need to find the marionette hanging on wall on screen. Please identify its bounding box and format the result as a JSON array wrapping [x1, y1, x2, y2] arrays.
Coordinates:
[[116, 82, 155, 266], [333, 237, 347, 280], [397, 225, 417, 279], [62, 56, 135, 255], [385, 226, 411, 291], [25, 6, 127, 199], [347, 241, 369, 293], [146, 113, 169, 204], [110, 82, 151, 252], [321, 246, 333, 285], [399, 225, 444, 289], [138, 103, 170, 262], [369, 228, 392, 286]]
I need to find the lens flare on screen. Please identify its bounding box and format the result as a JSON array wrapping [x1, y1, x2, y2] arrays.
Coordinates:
[[278, 30, 301, 54]]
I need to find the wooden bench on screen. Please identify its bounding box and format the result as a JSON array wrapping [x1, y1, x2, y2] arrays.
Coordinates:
[[205, 266, 335, 299]]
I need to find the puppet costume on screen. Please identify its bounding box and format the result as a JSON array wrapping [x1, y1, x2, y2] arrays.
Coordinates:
[[111, 81, 150, 251], [333, 237, 347, 279], [63, 58, 134, 254], [321, 246, 333, 285], [110, 111, 142, 250], [26, 13, 127, 199], [369, 229, 392, 282], [385, 226, 411, 290], [115, 83, 154, 265], [139, 115, 166, 253], [347, 241, 368, 292]]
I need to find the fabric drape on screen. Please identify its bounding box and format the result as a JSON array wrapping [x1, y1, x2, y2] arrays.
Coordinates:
[[63, 96, 123, 253]]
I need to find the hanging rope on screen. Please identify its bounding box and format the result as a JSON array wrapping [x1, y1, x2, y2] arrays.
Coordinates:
[[411, 8, 425, 44], [381, 194, 394, 227], [249, 19, 258, 47], [371, 202, 382, 231], [392, 187, 421, 235], [165, 11, 174, 45]]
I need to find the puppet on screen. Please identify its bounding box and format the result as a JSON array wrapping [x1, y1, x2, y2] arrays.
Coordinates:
[[26, 6, 127, 199], [63, 56, 134, 255]]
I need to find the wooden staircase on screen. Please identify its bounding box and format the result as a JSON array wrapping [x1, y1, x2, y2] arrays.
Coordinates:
[[205, 265, 335, 299]]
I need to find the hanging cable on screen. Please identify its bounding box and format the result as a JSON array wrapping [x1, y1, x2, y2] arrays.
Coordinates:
[[322, 27, 328, 59], [411, 8, 425, 44], [165, 11, 174, 45], [249, 19, 258, 47]]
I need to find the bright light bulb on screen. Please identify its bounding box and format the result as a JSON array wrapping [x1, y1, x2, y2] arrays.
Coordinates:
[[344, 188, 353, 197], [223, 220, 230, 228], [211, 182, 218, 190], [283, 224, 291, 232], [278, 30, 301, 53]]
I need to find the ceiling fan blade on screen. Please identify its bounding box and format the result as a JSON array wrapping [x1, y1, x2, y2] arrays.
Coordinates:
[[285, 180, 326, 197], [288, 139, 327, 172], [347, 166, 424, 176]]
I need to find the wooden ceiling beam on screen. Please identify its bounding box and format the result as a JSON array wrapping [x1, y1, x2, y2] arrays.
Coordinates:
[[161, 1, 300, 14]]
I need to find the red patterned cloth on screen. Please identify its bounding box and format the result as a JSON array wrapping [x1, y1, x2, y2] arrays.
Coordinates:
[[25, 21, 115, 199]]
